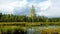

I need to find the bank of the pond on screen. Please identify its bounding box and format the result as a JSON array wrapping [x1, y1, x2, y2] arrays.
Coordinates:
[[0, 26, 60, 34]]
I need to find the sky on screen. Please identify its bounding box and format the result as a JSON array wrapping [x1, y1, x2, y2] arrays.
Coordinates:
[[0, 0, 60, 17]]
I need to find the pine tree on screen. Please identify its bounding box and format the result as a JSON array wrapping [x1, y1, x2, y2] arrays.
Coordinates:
[[0, 13, 2, 17], [30, 5, 36, 17]]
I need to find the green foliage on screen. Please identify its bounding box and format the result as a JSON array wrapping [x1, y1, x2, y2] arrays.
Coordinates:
[[0, 13, 2, 19], [0, 14, 60, 22]]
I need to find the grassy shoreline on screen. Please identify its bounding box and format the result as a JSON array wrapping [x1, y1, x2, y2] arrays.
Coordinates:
[[0, 22, 60, 34]]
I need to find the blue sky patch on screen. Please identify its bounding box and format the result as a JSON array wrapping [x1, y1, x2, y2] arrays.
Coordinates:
[[27, 0, 47, 3]]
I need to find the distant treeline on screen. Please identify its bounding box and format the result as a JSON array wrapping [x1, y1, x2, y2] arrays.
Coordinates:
[[0, 13, 60, 22]]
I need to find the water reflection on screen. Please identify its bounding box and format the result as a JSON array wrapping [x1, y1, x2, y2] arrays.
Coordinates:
[[27, 27, 41, 34], [26, 26, 60, 34], [27, 28, 34, 34]]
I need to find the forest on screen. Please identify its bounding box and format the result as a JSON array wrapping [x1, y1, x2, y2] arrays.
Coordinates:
[[0, 13, 60, 22]]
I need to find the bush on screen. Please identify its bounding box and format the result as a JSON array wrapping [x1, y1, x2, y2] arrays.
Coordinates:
[[13, 29, 25, 34]]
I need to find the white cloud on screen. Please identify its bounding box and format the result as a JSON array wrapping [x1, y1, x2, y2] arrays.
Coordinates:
[[39, 1, 51, 11], [37, 0, 60, 17], [0, 0, 28, 14], [0, 4, 14, 14], [36, 0, 51, 15]]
